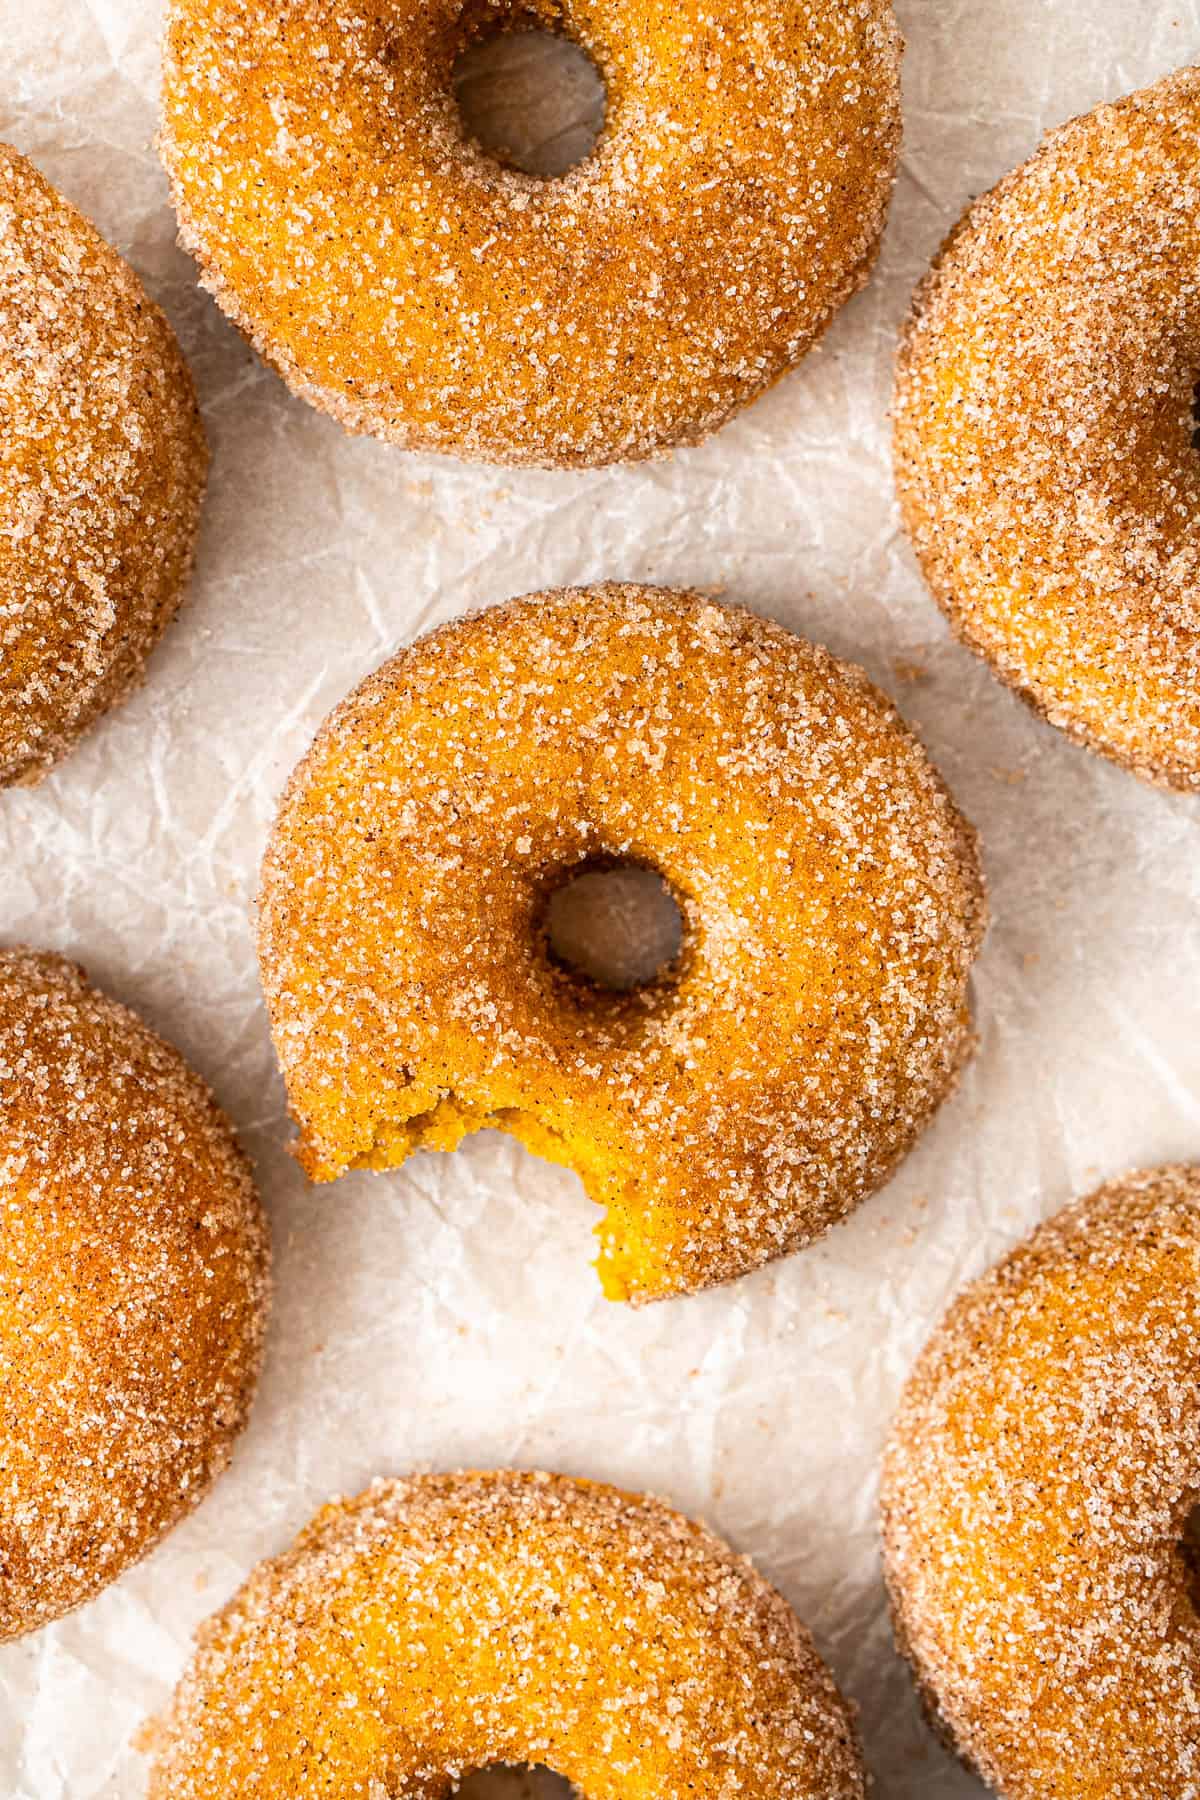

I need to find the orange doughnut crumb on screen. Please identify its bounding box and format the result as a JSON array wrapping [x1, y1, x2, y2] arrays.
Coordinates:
[[0, 947, 270, 1641], [894, 67, 1200, 789], [257, 584, 986, 1304], [0, 145, 207, 787], [149, 1469, 866, 1798], [881, 1166, 1200, 1798], [160, 0, 901, 467]]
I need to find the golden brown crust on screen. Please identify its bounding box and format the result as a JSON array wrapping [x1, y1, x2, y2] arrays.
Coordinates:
[[257, 584, 986, 1303], [149, 1469, 866, 1799], [893, 66, 1200, 790], [159, 0, 901, 468], [0, 947, 271, 1640], [0, 144, 208, 788], [881, 1165, 1200, 1798]]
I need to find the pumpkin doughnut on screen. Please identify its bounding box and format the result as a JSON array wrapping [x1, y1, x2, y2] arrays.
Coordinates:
[[0, 145, 207, 788], [159, 0, 902, 468], [257, 584, 986, 1304], [893, 67, 1200, 789], [149, 1469, 866, 1798], [881, 1165, 1200, 1799], [0, 947, 270, 1641]]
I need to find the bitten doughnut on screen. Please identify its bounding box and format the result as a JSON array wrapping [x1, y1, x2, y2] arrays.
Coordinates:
[[881, 1166, 1200, 1799], [0, 145, 207, 788], [149, 1469, 866, 1798], [894, 67, 1200, 789], [0, 948, 270, 1640], [258, 584, 986, 1304], [159, 0, 901, 467]]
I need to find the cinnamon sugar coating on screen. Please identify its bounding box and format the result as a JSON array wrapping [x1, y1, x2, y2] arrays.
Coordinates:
[[159, 0, 901, 468], [0, 145, 207, 788], [894, 67, 1200, 790], [881, 1165, 1200, 1798], [149, 1469, 866, 1799], [0, 948, 270, 1641], [257, 584, 986, 1304]]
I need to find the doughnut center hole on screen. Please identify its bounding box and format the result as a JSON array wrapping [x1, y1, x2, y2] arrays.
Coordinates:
[[544, 864, 684, 993], [454, 1768, 578, 1799], [453, 25, 605, 176], [1181, 1503, 1200, 1609]]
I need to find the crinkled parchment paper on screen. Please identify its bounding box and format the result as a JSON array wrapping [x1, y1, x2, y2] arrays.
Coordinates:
[[3, 2, 1200, 1793]]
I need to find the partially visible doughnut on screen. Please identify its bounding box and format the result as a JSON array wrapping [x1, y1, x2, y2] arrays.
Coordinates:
[[894, 67, 1200, 788], [257, 584, 986, 1304], [149, 1469, 866, 1798], [0, 948, 270, 1640], [881, 1166, 1200, 1798], [0, 145, 207, 787], [160, 0, 901, 467]]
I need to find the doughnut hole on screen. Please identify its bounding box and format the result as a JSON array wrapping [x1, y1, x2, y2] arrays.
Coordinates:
[[1181, 1501, 1200, 1611], [455, 1768, 578, 1798], [543, 861, 685, 993], [452, 22, 606, 176]]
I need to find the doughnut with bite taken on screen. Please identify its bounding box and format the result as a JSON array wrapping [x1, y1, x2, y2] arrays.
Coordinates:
[[257, 584, 986, 1304]]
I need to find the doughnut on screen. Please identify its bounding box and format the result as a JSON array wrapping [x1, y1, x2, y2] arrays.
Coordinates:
[[257, 584, 986, 1304], [159, 0, 902, 468], [0, 947, 270, 1641], [893, 67, 1200, 790], [881, 1165, 1200, 1798], [0, 145, 207, 788], [149, 1469, 866, 1797]]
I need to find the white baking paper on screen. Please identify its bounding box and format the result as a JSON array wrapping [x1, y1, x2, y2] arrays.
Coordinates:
[[2, 2, 1200, 1793]]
